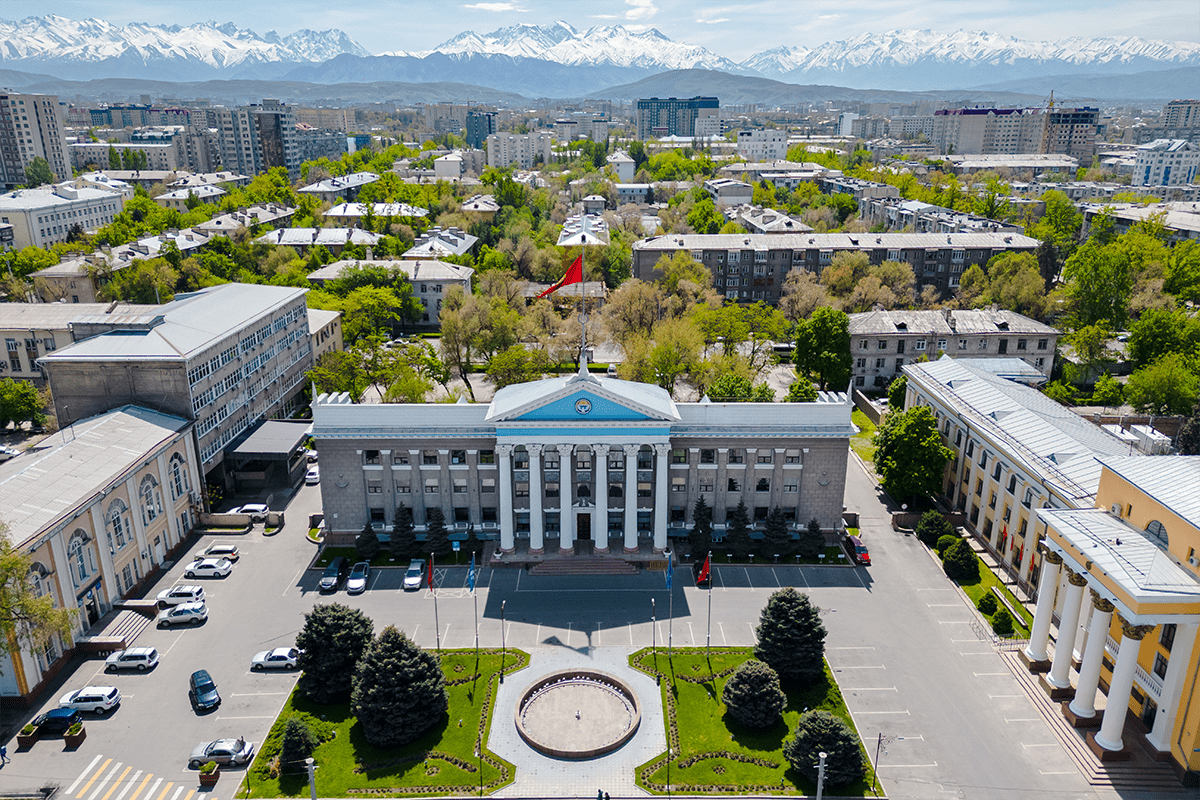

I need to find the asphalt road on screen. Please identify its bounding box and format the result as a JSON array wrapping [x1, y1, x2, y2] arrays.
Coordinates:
[[4, 458, 1157, 800]]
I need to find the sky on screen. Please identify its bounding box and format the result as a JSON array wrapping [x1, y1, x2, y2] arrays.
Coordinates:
[[17, 0, 1200, 59]]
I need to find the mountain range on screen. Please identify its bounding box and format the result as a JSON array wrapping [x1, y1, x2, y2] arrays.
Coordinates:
[[0, 15, 1196, 101]]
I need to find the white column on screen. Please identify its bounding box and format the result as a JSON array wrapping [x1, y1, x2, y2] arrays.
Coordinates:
[[88, 506, 118, 608], [1068, 592, 1115, 720], [1019, 520, 1037, 582], [593, 445, 609, 552], [624, 445, 639, 553], [558, 444, 575, 553], [528, 445, 544, 554], [497, 444, 514, 553], [1047, 569, 1088, 689], [1054, 566, 1070, 619], [1146, 622, 1200, 752], [1095, 617, 1156, 752], [1025, 550, 1063, 663], [1075, 592, 1095, 661], [653, 443, 670, 552]]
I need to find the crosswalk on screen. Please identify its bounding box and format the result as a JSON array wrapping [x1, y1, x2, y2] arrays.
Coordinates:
[[65, 755, 222, 800]]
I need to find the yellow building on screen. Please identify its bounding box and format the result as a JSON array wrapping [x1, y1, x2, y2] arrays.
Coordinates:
[[0, 405, 200, 704], [1026, 456, 1200, 780]]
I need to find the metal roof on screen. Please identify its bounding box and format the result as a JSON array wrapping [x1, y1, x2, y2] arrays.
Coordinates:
[[1097, 456, 1200, 532], [307, 259, 473, 284], [0, 302, 159, 329], [299, 172, 379, 194], [849, 309, 1057, 336], [229, 420, 310, 459], [635, 231, 1041, 251]]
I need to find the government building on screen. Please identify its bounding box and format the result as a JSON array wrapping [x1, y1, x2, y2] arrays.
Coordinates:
[[312, 368, 854, 552]]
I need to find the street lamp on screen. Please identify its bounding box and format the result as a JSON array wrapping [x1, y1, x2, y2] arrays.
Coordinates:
[[652, 597, 658, 683], [500, 599, 506, 683]]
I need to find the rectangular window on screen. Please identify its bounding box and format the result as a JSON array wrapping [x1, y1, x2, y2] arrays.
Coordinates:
[[978, 339, 988, 350], [959, 338, 967, 350], [784, 480, 798, 492], [878, 340, 888, 350], [481, 477, 496, 493], [453, 478, 467, 494], [637, 450, 652, 469], [637, 482, 652, 498], [915, 340, 926, 351], [937, 339, 946, 351], [424, 478, 439, 493], [699, 479, 714, 493], [393, 453, 409, 465], [875, 357, 886, 368], [757, 453, 772, 464], [1161, 623, 1177, 652], [672, 449, 687, 464], [1037, 338, 1048, 350], [785, 449, 800, 464], [1153, 653, 1169, 680], [609, 454, 624, 470], [546, 482, 560, 498], [514, 482, 529, 497], [976, 478, 983, 497], [450, 449, 466, 464], [479, 450, 495, 465], [544, 513, 560, 533], [482, 507, 498, 523], [513, 450, 529, 469], [1016, 338, 1027, 351], [363, 450, 381, 465], [395, 483, 411, 493], [576, 453, 591, 469], [858, 340, 869, 350], [727, 477, 741, 492], [703, 449, 718, 464], [728, 450, 744, 464], [367, 479, 382, 494], [672, 476, 686, 492], [423, 450, 439, 465], [857, 357, 866, 369]]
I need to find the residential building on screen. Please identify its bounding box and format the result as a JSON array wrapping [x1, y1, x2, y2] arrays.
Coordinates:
[[192, 203, 295, 236], [486, 132, 555, 169], [460, 194, 500, 221], [1133, 140, 1199, 186], [736, 130, 787, 162], [308, 307, 344, 363], [860, 197, 1023, 234], [323, 202, 429, 227], [837, 112, 859, 136], [1080, 202, 1200, 245], [207, 100, 302, 180], [632, 231, 1040, 301], [941, 153, 1079, 175], [168, 171, 250, 190], [849, 309, 1059, 388], [39, 283, 314, 485], [70, 141, 180, 172], [816, 176, 900, 202], [1162, 100, 1200, 129], [615, 184, 654, 205], [607, 151, 635, 183], [402, 226, 479, 259], [0, 184, 125, 249], [0, 302, 159, 385], [465, 110, 496, 149], [0, 405, 201, 704], [582, 195, 606, 215], [294, 127, 349, 164], [254, 227, 383, 255], [154, 183, 225, 211], [850, 116, 890, 140], [298, 171, 380, 204], [727, 205, 813, 234], [922, 107, 1100, 160], [311, 369, 853, 549], [704, 178, 753, 207], [307, 259, 474, 327], [0, 92, 70, 190], [635, 97, 719, 140]]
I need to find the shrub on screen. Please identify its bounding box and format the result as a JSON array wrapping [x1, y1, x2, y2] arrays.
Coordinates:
[[936, 534, 959, 558], [977, 593, 998, 615], [721, 660, 787, 729], [914, 510, 954, 548], [21, 723, 35, 735], [783, 710, 865, 787], [199, 761, 218, 775], [754, 587, 826, 683], [942, 538, 980, 583], [991, 608, 1014, 636], [351, 625, 448, 748], [279, 716, 318, 768]]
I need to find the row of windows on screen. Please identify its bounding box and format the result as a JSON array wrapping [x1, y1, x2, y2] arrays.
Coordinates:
[[859, 337, 1049, 352], [370, 447, 804, 468], [381, 475, 802, 497]]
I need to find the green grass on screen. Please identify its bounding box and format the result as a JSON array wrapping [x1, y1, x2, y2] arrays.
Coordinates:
[[630, 648, 875, 796], [955, 558, 1033, 638], [850, 409, 878, 466], [240, 648, 529, 798]]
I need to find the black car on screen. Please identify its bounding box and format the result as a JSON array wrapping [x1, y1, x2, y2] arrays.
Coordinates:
[[188, 669, 221, 712], [35, 707, 83, 735], [318, 556, 348, 592]]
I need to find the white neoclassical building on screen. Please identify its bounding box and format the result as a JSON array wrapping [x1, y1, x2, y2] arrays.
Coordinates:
[[312, 367, 854, 552]]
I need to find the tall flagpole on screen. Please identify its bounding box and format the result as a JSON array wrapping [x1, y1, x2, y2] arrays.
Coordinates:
[[579, 244, 587, 370], [471, 552, 479, 659], [706, 550, 713, 660], [431, 551, 441, 652], [667, 551, 674, 658]]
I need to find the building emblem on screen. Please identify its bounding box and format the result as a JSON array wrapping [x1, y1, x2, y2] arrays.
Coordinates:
[[574, 398, 593, 415]]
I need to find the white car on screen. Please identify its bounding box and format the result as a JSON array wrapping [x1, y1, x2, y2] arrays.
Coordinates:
[[156, 585, 205, 606], [233, 503, 269, 517], [0, 444, 20, 462], [346, 561, 370, 594], [157, 601, 208, 627], [305, 465, 320, 485], [183, 557, 233, 578], [251, 647, 301, 671], [59, 686, 121, 715], [202, 543, 240, 562], [104, 647, 159, 672], [403, 559, 425, 591], [305, 449, 318, 463]]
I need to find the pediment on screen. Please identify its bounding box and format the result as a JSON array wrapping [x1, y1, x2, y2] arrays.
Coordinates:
[[486, 373, 679, 423]]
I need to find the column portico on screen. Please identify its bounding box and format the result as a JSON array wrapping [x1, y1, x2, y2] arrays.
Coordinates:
[[528, 445, 544, 554], [593, 444, 609, 552], [1145, 622, 1200, 752], [1024, 549, 1062, 667], [558, 444, 575, 553], [623, 445, 639, 553], [1067, 591, 1115, 722], [1094, 617, 1156, 753], [653, 443, 670, 552], [497, 444, 514, 552], [1046, 569, 1088, 693]]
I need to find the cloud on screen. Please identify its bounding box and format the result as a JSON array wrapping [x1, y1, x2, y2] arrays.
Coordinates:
[[462, 2, 526, 10], [696, 17, 729, 24], [589, 14, 619, 19], [624, 0, 658, 21]]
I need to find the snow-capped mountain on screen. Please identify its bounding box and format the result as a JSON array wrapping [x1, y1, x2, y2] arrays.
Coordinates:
[[0, 15, 369, 80]]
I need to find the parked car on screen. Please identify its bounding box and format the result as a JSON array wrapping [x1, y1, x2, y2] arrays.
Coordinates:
[[845, 534, 871, 566], [202, 543, 240, 562], [157, 601, 208, 627], [183, 557, 233, 578], [188, 669, 221, 712], [305, 448, 318, 463], [305, 465, 320, 485], [0, 444, 20, 462], [318, 557, 348, 592], [59, 686, 121, 715], [251, 647, 301, 670], [232, 503, 269, 517], [156, 585, 205, 607], [34, 707, 83, 735], [188, 737, 255, 768], [403, 558, 426, 591], [104, 647, 159, 672], [346, 561, 370, 594]]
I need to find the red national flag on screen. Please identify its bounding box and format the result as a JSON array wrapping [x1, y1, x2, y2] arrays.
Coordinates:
[[697, 553, 711, 584], [428, 555, 434, 590], [536, 255, 584, 299]]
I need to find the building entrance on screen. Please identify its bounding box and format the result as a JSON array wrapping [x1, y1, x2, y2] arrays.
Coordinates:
[[578, 512, 591, 541]]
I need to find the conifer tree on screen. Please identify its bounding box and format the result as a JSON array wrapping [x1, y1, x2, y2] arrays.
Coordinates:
[[351, 625, 448, 747], [754, 587, 826, 682]]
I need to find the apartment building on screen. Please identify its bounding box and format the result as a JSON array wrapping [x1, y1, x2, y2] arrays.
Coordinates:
[[914, 106, 1100, 160], [486, 132, 555, 169], [294, 127, 349, 164], [39, 284, 314, 485], [154, 183, 226, 211], [1162, 99, 1200, 128], [849, 309, 1059, 388], [0, 92, 70, 190], [1133, 140, 1199, 186], [308, 307, 344, 363], [607, 151, 635, 182], [298, 171, 379, 204], [465, 111, 496, 149], [69, 142, 180, 172], [402, 226, 480, 259], [736, 130, 787, 162], [704, 178, 754, 207], [860, 197, 1023, 234], [635, 96, 719, 140], [632, 231, 1040, 301], [1080, 202, 1199, 245], [207, 100, 302, 180], [0, 184, 125, 249], [308, 258, 474, 327]]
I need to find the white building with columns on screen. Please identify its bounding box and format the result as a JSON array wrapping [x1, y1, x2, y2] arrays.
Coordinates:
[[311, 367, 853, 552]]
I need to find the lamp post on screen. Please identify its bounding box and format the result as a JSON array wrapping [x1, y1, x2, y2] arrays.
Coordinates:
[[815, 751, 827, 800], [500, 599, 506, 683], [652, 597, 658, 683]]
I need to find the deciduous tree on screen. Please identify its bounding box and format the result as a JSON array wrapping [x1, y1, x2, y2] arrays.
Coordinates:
[[1125, 354, 1200, 415], [872, 406, 953, 503], [793, 306, 851, 390], [1, 524, 75, 675]]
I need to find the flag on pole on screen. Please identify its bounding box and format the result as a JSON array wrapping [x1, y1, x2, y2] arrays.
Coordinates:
[[536, 254, 583, 299], [697, 553, 711, 584], [665, 555, 673, 591], [468, 553, 477, 592], [428, 555, 434, 590]]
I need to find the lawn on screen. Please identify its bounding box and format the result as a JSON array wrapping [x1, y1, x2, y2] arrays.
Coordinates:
[[630, 648, 875, 796], [240, 648, 529, 798], [955, 558, 1033, 638], [850, 409, 878, 466]]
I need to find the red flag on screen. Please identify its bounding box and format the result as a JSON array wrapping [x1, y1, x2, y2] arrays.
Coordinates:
[[428, 554, 434, 590], [697, 553, 711, 584], [536, 255, 583, 299]]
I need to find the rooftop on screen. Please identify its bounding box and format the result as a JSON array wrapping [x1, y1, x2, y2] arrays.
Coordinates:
[[155, 184, 225, 202], [636, 231, 1041, 251], [0, 185, 123, 210], [307, 307, 341, 334], [299, 171, 379, 194], [255, 228, 383, 248], [557, 214, 610, 247], [1098, 456, 1200, 532], [192, 204, 294, 234], [402, 226, 479, 258], [0, 301, 159, 329], [324, 202, 428, 219], [307, 259, 474, 285]]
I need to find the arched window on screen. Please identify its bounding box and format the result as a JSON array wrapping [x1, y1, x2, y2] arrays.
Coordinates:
[[169, 454, 190, 499], [1146, 520, 1169, 548], [68, 530, 91, 583], [140, 475, 162, 524], [107, 499, 131, 549], [609, 484, 623, 498], [28, 562, 51, 599], [577, 484, 591, 498]]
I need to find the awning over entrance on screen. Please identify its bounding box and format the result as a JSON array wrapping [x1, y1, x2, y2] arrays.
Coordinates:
[[228, 420, 310, 490], [230, 420, 311, 459]]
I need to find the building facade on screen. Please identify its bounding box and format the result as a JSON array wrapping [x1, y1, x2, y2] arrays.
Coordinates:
[[465, 111, 497, 150], [0, 92, 70, 190], [308, 259, 474, 327], [736, 130, 787, 162], [207, 100, 302, 180], [312, 369, 854, 551], [0, 184, 125, 249], [636, 97, 719, 140], [486, 133, 555, 169], [1134, 140, 1199, 186]]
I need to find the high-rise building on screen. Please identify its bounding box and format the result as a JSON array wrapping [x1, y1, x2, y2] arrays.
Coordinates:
[[208, 100, 301, 180], [485, 132, 555, 169], [635, 96, 719, 140], [465, 111, 496, 149], [924, 106, 1099, 160], [0, 92, 70, 190], [1162, 100, 1200, 128], [1133, 139, 1199, 186]]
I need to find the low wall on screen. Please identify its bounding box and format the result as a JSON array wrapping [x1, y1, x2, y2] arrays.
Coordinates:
[[853, 390, 884, 426], [893, 511, 966, 530], [199, 511, 284, 529]]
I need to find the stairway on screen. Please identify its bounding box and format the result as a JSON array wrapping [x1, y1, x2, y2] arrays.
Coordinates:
[[75, 605, 158, 654], [528, 556, 639, 576]]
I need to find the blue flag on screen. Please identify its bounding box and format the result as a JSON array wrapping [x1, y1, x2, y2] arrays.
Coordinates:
[[468, 553, 476, 592], [665, 556, 673, 591]]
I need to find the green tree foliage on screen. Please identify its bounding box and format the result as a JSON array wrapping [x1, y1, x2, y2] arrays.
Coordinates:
[[425, 507, 451, 559], [725, 501, 752, 559], [1164, 241, 1200, 304], [23, 156, 54, 187], [914, 510, 954, 549], [762, 508, 792, 556], [785, 379, 818, 402], [0, 378, 45, 429], [872, 407, 953, 502], [706, 374, 774, 402], [391, 504, 415, 561], [689, 496, 713, 556], [796, 517, 823, 560], [1043, 380, 1078, 406], [295, 604, 374, 703], [784, 710, 866, 788], [351, 625, 448, 748], [886, 374, 907, 409], [942, 539, 980, 583], [1, 524, 76, 673], [754, 587, 827, 682], [1125, 354, 1200, 415], [722, 660, 787, 729], [794, 306, 851, 390], [1062, 241, 1133, 329], [1091, 373, 1124, 408], [936, 534, 959, 558], [1177, 401, 1200, 456], [306, 350, 372, 402], [977, 593, 998, 615], [356, 523, 381, 562], [278, 716, 318, 768], [686, 196, 723, 234], [486, 345, 551, 389], [1127, 308, 1200, 369], [991, 608, 1014, 636]]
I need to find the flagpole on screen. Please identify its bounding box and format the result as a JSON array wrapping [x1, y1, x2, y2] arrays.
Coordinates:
[[431, 551, 441, 653], [706, 550, 713, 661], [471, 553, 479, 659], [667, 550, 674, 659]]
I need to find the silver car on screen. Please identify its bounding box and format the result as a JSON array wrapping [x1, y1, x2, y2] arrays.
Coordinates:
[[59, 685, 121, 715], [403, 558, 425, 590], [104, 647, 159, 672], [251, 647, 301, 671], [157, 601, 208, 627], [156, 584, 205, 607], [183, 557, 233, 578], [188, 737, 255, 768], [346, 561, 370, 594]]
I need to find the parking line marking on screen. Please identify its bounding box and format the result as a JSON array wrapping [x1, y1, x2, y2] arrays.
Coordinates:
[[879, 763, 938, 769], [628, 622, 634, 646], [771, 568, 781, 586], [77, 758, 113, 798], [101, 768, 132, 800], [284, 563, 307, 596], [216, 715, 275, 719], [67, 755, 105, 796], [831, 646, 876, 650], [87, 763, 123, 800], [718, 621, 727, 645], [851, 686, 898, 691], [182, 791, 194, 800], [565, 622, 572, 647], [144, 780, 164, 800], [687, 621, 695, 643], [836, 665, 886, 670], [122, 773, 150, 800], [1007, 718, 1040, 723], [856, 710, 911, 715]]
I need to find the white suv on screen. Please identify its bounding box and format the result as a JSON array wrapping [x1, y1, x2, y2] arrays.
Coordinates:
[[59, 686, 121, 715], [104, 647, 159, 672], [156, 585, 206, 606]]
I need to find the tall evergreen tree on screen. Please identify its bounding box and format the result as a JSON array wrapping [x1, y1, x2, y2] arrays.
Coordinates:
[[295, 604, 374, 703], [351, 625, 448, 748], [689, 496, 713, 556], [722, 660, 787, 729], [356, 522, 380, 561], [762, 507, 792, 556], [784, 710, 865, 787], [391, 504, 415, 561], [425, 507, 451, 559], [796, 517, 823, 560], [725, 501, 752, 559], [754, 587, 827, 682]]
